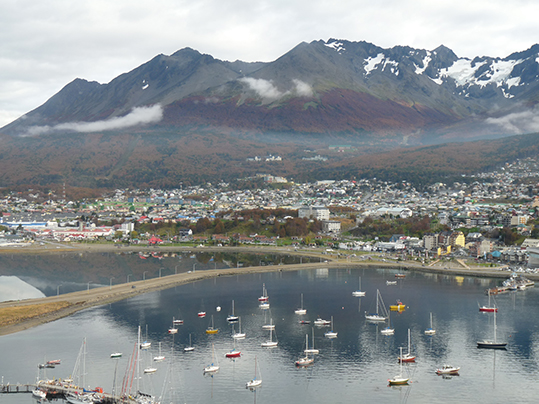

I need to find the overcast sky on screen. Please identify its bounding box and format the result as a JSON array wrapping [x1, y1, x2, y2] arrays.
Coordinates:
[[1, 0, 538, 128]]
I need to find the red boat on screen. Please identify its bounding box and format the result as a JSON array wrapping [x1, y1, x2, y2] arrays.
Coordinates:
[[225, 349, 241, 358], [46, 359, 61, 365], [479, 290, 498, 312], [198, 311, 206, 318]]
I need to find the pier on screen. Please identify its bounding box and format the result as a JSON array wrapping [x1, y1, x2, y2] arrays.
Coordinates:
[[1, 383, 35, 393]]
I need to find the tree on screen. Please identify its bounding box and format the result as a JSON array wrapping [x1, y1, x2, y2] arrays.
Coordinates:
[[213, 219, 225, 234]]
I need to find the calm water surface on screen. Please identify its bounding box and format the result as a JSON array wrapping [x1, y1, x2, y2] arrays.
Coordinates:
[[1, 259, 539, 404]]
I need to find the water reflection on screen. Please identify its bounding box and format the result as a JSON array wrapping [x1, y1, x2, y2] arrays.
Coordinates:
[[2, 265, 539, 403], [0, 276, 45, 302]]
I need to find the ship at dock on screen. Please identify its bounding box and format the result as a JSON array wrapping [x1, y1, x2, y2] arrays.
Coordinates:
[[486, 273, 535, 295]]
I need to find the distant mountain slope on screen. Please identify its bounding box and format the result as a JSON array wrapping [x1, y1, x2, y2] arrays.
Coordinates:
[[0, 130, 537, 192], [3, 40, 539, 142]]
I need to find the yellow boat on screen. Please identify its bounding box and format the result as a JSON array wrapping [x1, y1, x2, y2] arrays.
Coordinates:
[[389, 300, 406, 311], [206, 315, 219, 334]]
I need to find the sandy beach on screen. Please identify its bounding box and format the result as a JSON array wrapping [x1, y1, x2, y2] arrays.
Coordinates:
[[0, 242, 531, 336]]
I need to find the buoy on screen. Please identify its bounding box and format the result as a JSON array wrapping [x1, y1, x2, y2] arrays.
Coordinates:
[[216, 306, 221, 312]]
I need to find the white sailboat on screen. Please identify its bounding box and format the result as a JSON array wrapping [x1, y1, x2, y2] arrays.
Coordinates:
[[261, 318, 278, 347], [246, 356, 262, 388], [203, 344, 220, 373], [296, 334, 315, 366], [477, 309, 507, 349], [184, 333, 194, 352], [365, 289, 389, 322], [153, 342, 165, 362], [352, 276, 366, 297], [381, 310, 394, 335], [398, 329, 416, 362], [262, 310, 275, 330], [304, 327, 319, 354], [324, 316, 338, 338], [232, 316, 246, 339], [227, 300, 239, 322], [140, 324, 151, 349], [295, 293, 307, 315], [388, 347, 410, 385], [258, 283, 269, 302], [168, 317, 178, 334], [424, 312, 436, 335]]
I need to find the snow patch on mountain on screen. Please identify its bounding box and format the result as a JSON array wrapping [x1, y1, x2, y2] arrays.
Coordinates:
[[325, 40, 346, 53], [364, 53, 384, 75], [414, 52, 432, 75], [437, 58, 522, 89]]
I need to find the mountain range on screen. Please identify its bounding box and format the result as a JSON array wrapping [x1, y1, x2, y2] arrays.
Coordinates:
[[2, 39, 539, 192]]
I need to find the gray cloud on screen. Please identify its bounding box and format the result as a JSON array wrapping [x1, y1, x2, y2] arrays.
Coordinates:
[[485, 108, 539, 134], [25, 104, 163, 136]]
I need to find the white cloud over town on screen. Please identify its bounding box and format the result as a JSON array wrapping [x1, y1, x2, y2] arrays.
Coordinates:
[[25, 105, 163, 136]]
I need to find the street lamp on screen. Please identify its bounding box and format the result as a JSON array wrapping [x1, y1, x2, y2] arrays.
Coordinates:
[[127, 274, 132, 283], [193, 263, 196, 272], [159, 268, 163, 278], [109, 277, 114, 290], [87, 281, 93, 293], [57, 284, 62, 296], [143, 271, 148, 281], [175, 265, 179, 275]]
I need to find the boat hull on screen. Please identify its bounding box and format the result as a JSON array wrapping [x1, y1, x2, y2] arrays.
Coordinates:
[[479, 307, 498, 312], [477, 341, 507, 349], [388, 377, 409, 385]]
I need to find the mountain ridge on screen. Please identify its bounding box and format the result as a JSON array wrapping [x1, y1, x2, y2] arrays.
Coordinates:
[[3, 39, 539, 141]]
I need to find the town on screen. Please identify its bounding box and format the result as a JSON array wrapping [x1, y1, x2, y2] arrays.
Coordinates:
[[1, 156, 539, 269]]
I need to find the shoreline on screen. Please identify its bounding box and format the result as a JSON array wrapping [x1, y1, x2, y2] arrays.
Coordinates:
[[0, 242, 533, 337]]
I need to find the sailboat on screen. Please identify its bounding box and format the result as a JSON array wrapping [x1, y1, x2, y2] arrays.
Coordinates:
[[184, 333, 194, 352], [203, 344, 219, 373], [227, 300, 239, 322], [352, 276, 366, 297], [324, 316, 338, 338], [232, 317, 246, 339], [477, 309, 507, 349], [262, 309, 275, 330], [206, 315, 219, 334], [261, 318, 278, 347], [398, 329, 416, 362], [424, 312, 436, 335], [381, 310, 395, 335], [479, 289, 498, 312], [258, 283, 269, 302], [140, 325, 151, 349], [304, 328, 319, 354], [225, 336, 242, 358], [173, 309, 184, 325], [294, 293, 307, 315], [153, 342, 165, 362], [168, 317, 178, 334], [296, 334, 315, 366], [365, 289, 389, 322], [388, 347, 410, 385], [144, 336, 158, 373], [246, 356, 262, 388]]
